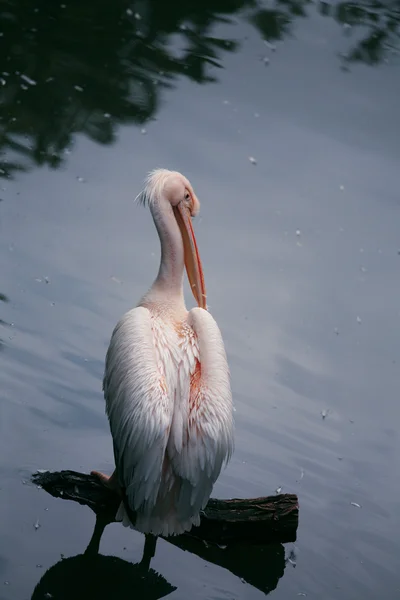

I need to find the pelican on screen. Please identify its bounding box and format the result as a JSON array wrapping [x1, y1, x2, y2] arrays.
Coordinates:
[[92, 169, 234, 565]]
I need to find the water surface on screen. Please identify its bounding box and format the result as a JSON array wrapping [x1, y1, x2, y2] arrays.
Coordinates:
[[1, 0, 400, 598]]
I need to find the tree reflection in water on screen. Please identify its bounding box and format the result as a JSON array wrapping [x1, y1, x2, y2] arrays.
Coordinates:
[[321, 0, 400, 65], [0, 0, 399, 180]]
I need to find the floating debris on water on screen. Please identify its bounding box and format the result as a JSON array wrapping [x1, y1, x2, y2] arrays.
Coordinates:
[[126, 8, 133, 15], [351, 502, 361, 508], [223, 99, 230, 105], [296, 229, 301, 237], [360, 266, 367, 273], [104, 112, 111, 118], [141, 128, 147, 135], [321, 409, 328, 419], [340, 185, 344, 191], [20, 74, 37, 86], [334, 327, 339, 335], [134, 12, 141, 20], [263, 56, 270, 65], [34, 518, 40, 531], [76, 176, 85, 183], [254, 112, 260, 118], [264, 40, 276, 51], [356, 316, 362, 324], [286, 548, 297, 567], [74, 85, 83, 92], [248, 156, 257, 165]]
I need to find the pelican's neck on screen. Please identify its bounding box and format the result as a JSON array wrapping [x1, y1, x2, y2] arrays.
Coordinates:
[[143, 200, 186, 311]]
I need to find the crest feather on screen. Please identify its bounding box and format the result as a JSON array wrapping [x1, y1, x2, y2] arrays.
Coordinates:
[[135, 169, 174, 208]]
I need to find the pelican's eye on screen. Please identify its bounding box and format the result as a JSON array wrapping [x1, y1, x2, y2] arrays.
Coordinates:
[[183, 190, 192, 212]]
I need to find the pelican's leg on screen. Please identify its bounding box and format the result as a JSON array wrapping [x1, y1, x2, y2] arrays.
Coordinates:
[[84, 513, 110, 556], [140, 534, 158, 571], [90, 469, 122, 496]]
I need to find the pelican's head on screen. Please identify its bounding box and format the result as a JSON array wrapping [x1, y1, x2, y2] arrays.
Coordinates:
[[137, 169, 206, 309]]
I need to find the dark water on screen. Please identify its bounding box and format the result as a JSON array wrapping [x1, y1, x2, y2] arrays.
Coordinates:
[[1, 0, 400, 598]]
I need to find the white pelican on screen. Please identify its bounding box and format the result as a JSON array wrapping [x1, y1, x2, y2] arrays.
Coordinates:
[[92, 169, 234, 563]]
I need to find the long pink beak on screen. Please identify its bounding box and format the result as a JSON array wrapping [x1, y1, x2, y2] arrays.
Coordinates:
[[174, 202, 207, 309]]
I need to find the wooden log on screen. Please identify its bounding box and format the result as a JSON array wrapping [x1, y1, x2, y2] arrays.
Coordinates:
[[32, 470, 298, 544]]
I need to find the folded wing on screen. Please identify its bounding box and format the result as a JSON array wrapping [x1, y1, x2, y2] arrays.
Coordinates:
[[103, 306, 174, 514], [167, 307, 235, 519]]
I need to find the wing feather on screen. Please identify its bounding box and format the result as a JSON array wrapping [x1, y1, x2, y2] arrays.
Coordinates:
[[103, 306, 173, 514], [167, 307, 234, 516]]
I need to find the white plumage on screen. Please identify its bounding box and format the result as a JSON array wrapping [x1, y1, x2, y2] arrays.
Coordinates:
[[95, 169, 234, 540], [104, 306, 233, 536]]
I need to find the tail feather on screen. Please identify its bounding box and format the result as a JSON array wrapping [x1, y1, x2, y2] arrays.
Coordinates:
[[115, 501, 134, 528], [114, 492, 202, 536], [115, 459, 212, 537]]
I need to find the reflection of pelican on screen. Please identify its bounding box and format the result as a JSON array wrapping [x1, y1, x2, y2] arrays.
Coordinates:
[[31, 553, 176, 600], [31, 515, 286, 599], [92, 169, 234, 561]]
